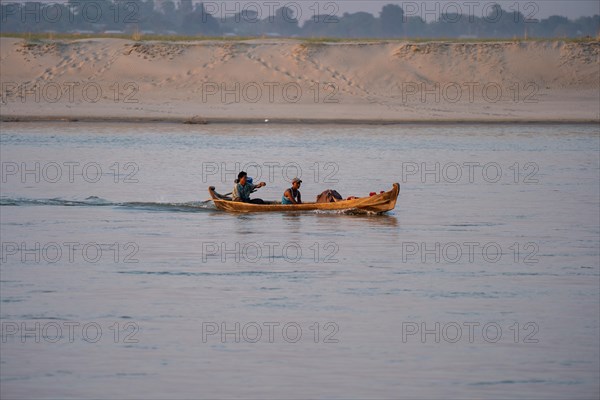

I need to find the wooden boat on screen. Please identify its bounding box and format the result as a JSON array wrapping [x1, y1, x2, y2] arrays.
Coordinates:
[[208, 183, 399, 213]]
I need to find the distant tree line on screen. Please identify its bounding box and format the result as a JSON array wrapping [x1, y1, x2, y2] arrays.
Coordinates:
[[1, 1, 598, 38]]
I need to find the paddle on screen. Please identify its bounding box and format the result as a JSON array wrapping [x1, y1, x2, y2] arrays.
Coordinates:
[[206, 183, 264, 201], [221, 186, 263, 197]]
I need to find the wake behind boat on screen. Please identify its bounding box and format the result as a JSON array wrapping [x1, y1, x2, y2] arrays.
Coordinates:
[[208, 183, 400, 213]]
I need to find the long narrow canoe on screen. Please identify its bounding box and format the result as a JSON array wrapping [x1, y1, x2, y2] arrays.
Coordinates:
[[208, 183, 399, 213]]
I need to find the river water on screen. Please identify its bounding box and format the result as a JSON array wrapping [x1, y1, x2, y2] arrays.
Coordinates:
[[1, 122, 598, 399]]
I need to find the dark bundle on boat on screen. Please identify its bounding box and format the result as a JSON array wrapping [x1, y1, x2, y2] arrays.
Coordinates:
[[316, 189, 343, 203]]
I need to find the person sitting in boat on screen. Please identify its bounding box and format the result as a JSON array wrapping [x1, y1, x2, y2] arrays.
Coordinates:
[[232, 171, 266, 204], [282, 178, 302, 205]]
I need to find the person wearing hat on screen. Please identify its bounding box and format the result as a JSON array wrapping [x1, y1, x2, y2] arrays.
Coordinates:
[[232, 171, 266, 204], [282, 178, 302, 205]]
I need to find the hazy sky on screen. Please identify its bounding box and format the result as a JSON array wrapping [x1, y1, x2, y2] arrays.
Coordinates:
[[187, 0, 599, 22], [5, 0, 599, 21]]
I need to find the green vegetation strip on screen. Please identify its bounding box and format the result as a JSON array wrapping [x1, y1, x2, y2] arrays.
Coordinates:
[[1, 32, 598, 44]]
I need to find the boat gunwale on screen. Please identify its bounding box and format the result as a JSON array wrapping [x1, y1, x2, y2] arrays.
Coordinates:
[[208, 183, 399, 213]]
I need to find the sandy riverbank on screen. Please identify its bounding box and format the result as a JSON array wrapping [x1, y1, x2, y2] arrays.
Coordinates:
[[1, 37, 598, 123]]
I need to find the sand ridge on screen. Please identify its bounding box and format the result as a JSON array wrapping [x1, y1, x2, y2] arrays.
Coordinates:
[[1, 38, 598, 123]]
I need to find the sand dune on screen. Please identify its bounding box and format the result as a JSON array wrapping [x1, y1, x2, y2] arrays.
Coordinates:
[[1, 37, 598, 123]]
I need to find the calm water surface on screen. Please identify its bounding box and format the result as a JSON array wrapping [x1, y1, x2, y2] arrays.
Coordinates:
[[1, 123, 599, 399]]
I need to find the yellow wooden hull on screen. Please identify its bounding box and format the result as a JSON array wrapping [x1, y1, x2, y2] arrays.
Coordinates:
[[208, 183, 399, 213]]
